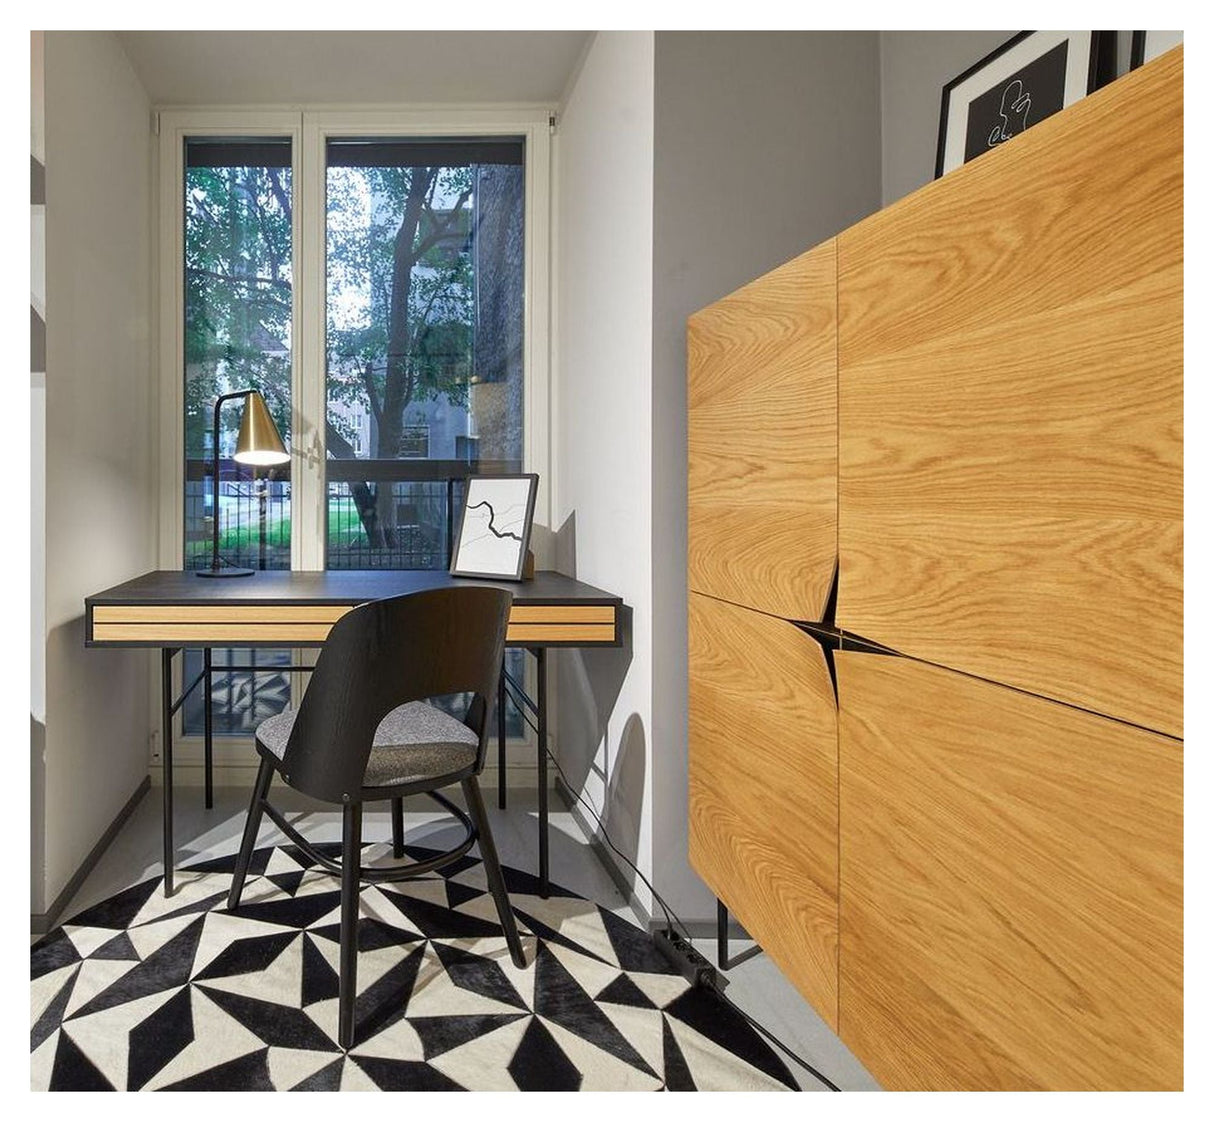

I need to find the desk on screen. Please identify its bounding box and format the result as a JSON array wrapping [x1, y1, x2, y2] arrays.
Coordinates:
[[85, 569, 623, 897]]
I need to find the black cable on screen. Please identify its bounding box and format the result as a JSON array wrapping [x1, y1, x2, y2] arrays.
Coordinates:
[[709, 990, 842, 1091], [500, 676, 690, 942], [518, 718, 840, 1090], [540, 734, 686, 943]]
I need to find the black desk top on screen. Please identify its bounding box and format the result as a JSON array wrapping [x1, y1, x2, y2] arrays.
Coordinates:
[[86, 568, 622, 608]]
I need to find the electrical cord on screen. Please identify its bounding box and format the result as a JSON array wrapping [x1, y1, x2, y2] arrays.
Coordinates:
[[500, 676, 691, 942], [500, 681, 840, 1091]]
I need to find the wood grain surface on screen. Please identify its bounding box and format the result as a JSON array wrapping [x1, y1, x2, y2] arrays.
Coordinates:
[[836, 50, 1183, 736], [92, 604, 352, 624], [91, 623, 336, 644], [688, 592, 839, 1027], [688, 241, 838, 622], [836, 653, 1183, 1090], [89, 606, 619, 647]]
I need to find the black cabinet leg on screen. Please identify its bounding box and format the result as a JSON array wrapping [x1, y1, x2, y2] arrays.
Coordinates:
[[716, 896, 763, 970]]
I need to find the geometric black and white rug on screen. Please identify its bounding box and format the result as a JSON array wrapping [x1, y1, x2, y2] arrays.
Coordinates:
[[31, 844, 796, 1090]]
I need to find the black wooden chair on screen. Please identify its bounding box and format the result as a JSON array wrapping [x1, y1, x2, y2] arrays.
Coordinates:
[[225, 585, 526, 1050]]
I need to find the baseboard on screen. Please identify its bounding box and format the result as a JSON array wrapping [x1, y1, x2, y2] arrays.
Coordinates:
[[554, 776, 749, 941], [31, 776, 151, 935]]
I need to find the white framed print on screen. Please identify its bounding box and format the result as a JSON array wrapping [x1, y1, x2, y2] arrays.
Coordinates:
[[1131, 31, 1183, 69], [450, 474, 539, 581], [936, 31, 1105, 178]]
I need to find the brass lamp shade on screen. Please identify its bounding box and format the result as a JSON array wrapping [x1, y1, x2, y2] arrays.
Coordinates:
[[234, 391, 289, 466]]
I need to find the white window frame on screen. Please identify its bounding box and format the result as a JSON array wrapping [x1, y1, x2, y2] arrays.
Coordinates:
[[156, 110, 304, 570], [155, 106, 551, 771]]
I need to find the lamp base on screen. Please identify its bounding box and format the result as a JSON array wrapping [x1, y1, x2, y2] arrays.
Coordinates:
[[196, 567, 257, 578]]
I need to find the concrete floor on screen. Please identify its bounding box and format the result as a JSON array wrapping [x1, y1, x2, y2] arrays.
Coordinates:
[[51, 782, 880, 1091]]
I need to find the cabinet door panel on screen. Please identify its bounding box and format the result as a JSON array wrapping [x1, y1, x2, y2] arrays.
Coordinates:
[[688, 241, 836, 622], [837, 654, 1182, 1090], [689, 592, 838, 1026], [837, 50, 1183, 736]]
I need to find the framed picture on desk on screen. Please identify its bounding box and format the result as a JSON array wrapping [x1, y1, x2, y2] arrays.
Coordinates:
[[451, 473, 539, 581]]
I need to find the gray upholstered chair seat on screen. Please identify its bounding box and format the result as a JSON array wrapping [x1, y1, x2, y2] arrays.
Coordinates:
[[255, 701, 478, 788]]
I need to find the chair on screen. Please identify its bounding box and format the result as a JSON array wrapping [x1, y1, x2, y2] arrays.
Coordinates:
[[225, 585, 526, 1050]]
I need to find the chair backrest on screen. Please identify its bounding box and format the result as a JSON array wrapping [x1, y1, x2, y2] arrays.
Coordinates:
[[280, 585, 512, 803]]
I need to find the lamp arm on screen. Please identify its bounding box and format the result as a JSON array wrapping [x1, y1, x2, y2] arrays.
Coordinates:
[[210, 390, 254, 573]]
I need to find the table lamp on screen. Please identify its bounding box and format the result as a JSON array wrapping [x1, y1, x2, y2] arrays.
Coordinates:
[[198, 389, 289, 577]]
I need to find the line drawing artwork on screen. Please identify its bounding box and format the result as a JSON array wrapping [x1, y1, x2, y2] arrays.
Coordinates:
[[989, 79, 1031, 148], [452, 476, 536, 576], [465, 500, 523, 543]]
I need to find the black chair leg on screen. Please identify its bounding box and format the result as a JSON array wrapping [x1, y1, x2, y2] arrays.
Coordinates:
[[391, 796, 405, 859], [227, 755, 274, 910], [338, 801, 363, 1050], [462, 776, 526, 968]]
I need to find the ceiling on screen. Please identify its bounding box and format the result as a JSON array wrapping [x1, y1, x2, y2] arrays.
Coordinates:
[[116, 31, 592, 106]]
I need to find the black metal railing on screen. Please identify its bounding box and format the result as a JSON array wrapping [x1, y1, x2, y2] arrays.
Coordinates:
[[184, 457, 520, 571], [181, 456, 524, 738]]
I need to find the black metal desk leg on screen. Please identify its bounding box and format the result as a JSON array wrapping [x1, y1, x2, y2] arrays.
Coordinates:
[[161, 648, 176, 897], [497, 659, 507, 810], [203, 647, 213, 810], [536, 647, 548, 898]]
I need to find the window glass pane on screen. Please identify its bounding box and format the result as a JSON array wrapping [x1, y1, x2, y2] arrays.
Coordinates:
[[324, 137, 525, 572], [325, 137, 526, 734], [183, 137, 293, 736]]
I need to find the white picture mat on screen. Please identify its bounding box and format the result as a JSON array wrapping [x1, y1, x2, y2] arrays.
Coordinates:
[[453, 477, 533, 575], [942, 31, 1093, 174], [1141, 31, 1183, 63]]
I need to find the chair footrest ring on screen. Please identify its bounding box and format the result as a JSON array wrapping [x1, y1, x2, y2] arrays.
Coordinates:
[[259, 789, 477, 885]]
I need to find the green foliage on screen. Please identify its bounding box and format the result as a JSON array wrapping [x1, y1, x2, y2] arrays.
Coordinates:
[[326, 164, 476, 447], [185, 164, 293, 459], [185, 159, 477, 462]]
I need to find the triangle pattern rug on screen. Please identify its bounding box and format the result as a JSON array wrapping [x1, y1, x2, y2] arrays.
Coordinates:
[[31, 844, 796, 1091]]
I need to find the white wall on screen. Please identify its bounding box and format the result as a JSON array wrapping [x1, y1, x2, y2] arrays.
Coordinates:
[[36, 31, 156, 915], [650, 31, 883, 922], [31, 31, 47, 877], [552, 31, 656, 912]]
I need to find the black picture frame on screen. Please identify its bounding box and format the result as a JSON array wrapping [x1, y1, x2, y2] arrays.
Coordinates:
[[1131, 31, 1183, 70], [449, 473, 539, 582], [935, 31, 1106, 179]]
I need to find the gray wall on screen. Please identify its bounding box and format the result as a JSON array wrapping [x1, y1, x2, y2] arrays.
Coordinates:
[[36, 31, 156, 917], [879, 30, 1018, 205], [650, 31, 883, 921]]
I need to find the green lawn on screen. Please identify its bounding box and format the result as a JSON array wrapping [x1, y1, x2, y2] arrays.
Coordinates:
[[186, 502, 371, 562]]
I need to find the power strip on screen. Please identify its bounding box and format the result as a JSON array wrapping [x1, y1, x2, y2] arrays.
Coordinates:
[[652, 928, 725, 992]]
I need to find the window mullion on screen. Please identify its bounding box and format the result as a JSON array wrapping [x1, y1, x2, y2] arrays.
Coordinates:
[[295, 114, 327, 572]]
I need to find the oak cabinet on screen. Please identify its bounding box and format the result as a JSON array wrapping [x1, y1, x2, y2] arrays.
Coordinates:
[[687, 48, 1182, 1090]]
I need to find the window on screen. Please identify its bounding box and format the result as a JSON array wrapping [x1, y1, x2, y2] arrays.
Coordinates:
[[181, 137, 293, 735], [159, 110, 550, 743], [324, 137, 525, 571]]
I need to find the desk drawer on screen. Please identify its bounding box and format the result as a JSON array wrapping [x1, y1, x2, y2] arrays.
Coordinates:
[[88, 602, 619, 647]]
